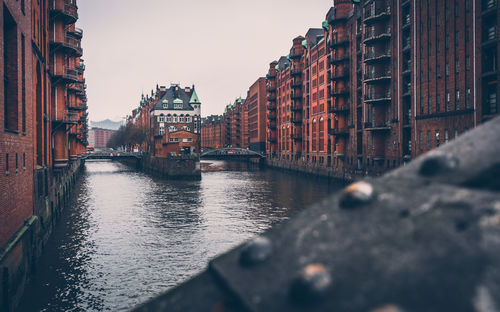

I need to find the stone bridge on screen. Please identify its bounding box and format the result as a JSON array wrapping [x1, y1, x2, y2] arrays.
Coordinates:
[[200, 148, 265, 160], [134, 117, 500, 312], [83, 151, 143, 160]]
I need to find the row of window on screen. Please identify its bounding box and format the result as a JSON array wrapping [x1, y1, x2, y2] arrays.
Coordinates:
[[168, 138, 193, 143], [418, 128, 463, 151], [4, 152, 27, 175], [158, 116, 196, 123]]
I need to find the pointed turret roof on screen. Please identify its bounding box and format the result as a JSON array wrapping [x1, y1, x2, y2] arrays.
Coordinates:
[[189, 87, 200, 104]]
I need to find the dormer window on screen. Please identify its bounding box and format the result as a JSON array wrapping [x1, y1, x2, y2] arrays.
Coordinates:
[[162, 100, 168, 109], [174, 104, 182, 109]]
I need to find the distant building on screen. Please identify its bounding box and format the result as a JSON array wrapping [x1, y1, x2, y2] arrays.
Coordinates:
[[88, 128, 116, 148], [150, 84, 202, 156]]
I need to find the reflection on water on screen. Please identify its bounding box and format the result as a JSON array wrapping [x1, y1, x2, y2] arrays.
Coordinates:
[[19, 160, 341, 311]]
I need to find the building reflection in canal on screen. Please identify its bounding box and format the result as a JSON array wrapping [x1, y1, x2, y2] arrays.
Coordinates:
[[19, 160, 342, 311]]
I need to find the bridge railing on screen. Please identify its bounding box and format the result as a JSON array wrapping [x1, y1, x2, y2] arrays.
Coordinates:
[[134, 116, 500, 311]]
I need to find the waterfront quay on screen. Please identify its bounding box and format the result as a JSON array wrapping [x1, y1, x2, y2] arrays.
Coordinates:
[[17, 160, 341, 311]]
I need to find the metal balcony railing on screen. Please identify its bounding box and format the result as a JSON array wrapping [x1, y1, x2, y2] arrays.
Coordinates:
[[50, 2, 78, 23]]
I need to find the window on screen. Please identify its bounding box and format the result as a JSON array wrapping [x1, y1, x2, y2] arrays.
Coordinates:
[[21, 34, 26, 134], [5, 154, 9, 174], [159, 116, 164, 122], [159, 127, 165, 135], [466, 56, 470, 70], [426, 131, 431, 150], [173, 116, 178, 123], [455, 60, 460, 73], [182, 138, 193, 143], [166, 116, 172, 123], [163, 103, 168, 109], [437, 38, 441, 53], [465, 27, 470, 42], [419, 131, 423, 150], [466, 88, 471, 108], [179, 116, 184, 122], [436, 12, 441, 27], [445, 35, 450, 49], [444, 129, 449, 143], [455, 90, 460, 109], [23, 152, 25, 170], [15, 153, 18, 173], [186, 116, 191, 123], [445, 63, 450, 76], [436, 93, 441, 112], [428, 96, 432, 114], [4, 7, 19, 132], [455, 31, 459, 46], [446, 92, 451, 111], [435, 130, 440, 147], [454, 128, 458, 139], [420, 97, 424, 115]]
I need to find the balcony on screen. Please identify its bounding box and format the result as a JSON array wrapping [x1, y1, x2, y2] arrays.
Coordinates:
[[267, 95, 277, 102], [267, 103, 276, 111], [68, 82, 85, 93], [330, 54, 349, 64], [266, 73, 277, 80], [364, 50, 391, 63], [364, 5, 391, 24], [69, 27, 83, 39], [329, 126, 349, 136], [266, 85, 277, 92], [364, 69, 392, 84], [53, 110, 80, 125], [50, 2, 78, 24], [50, 35, 83, 56], [291, 67, 302, 76], [364, 91, 392, 104], [291, 92, 302, 100], [328, 11, 348, 25], [291, 80, 302, 88], [329, 105, 350, 114], [331, 69, 350, 81], [290, 50, 302, 59], [364, 27, 392, 44], [331, 87, 349, 97], [364, 121, 391, 131], [68, 103, 87, 111], [52, 66, 79, 84], [329, 38, 349, 48], [482, 0, 497, 14]]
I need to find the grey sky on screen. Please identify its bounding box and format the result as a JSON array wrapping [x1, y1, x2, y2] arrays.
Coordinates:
[[77, 0, 334, 122]]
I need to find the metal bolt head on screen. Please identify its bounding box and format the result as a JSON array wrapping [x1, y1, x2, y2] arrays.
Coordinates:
[[419, 153, 459, 177], [340, 181, 375, 208], [290, 264, 332, 303], [370, 304, 405, 312], [239, 237, 272, 266]]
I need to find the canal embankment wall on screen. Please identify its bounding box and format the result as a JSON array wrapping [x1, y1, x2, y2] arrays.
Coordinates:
[[265, 158, 366, 182], [0, 158, 85, 312], [118, 155, 201, 180]]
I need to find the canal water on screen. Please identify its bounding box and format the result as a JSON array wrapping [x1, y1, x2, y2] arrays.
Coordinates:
[[19, 160, 342, 311]]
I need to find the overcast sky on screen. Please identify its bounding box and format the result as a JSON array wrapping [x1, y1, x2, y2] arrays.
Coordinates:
[[77, 0, 334, 122]]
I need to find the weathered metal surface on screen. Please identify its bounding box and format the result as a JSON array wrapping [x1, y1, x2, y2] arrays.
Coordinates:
[[133, 116, 500, 312]]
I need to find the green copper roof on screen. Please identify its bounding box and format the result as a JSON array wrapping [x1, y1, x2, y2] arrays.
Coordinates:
[[162, 99, 168, 104], [275, 64, 280, 71], [322, 20, 329, 31], [287, 54, 291, 61], [189, 89, 200, 104], [302, 39, 308, 49], [173, 98, 183, 104]]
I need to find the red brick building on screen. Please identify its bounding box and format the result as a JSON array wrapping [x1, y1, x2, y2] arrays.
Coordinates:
[[201, 115, 225, 150], [1, 0, 88, 308], [264, 0, 499, 177], [247, 77, 267, 153], [88, 127, 116, 148]]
